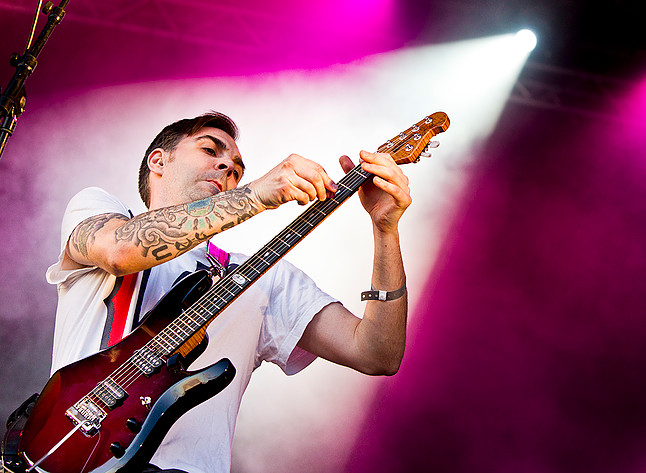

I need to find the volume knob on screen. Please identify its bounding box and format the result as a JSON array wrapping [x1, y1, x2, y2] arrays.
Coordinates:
[[126, 417, 142, 433], [110, 442, 126, 458]]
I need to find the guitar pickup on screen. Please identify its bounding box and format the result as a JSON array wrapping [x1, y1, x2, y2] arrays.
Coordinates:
[[93, 377, 128, 408], [133, 347, 164, 376]]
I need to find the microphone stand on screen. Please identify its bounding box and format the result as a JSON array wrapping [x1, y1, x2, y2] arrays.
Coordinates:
[[0, 0, 69, 161]]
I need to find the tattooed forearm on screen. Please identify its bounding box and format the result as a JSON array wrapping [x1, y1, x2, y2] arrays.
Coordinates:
[[69, 213, 129, 258], [115, 184, 261, 262]]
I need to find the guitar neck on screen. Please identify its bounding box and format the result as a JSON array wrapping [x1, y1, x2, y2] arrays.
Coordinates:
[[155, 163, 371, 355]]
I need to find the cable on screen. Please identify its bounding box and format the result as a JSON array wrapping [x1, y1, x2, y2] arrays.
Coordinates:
[[24, 0, 44, 54]]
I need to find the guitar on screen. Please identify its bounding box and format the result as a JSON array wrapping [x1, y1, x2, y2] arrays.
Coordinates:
[[2, 112, 450, 473]]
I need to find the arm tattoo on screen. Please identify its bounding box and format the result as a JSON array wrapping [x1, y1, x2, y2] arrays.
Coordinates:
[[69, 213, 129, 258], [115, 184, 260, 262], [216, 185, 258, 230], [116, 207, 192, 261]]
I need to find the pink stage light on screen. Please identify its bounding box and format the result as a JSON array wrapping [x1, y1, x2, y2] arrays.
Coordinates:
[[623, 78, 646, 139], [282, 0, 399, 64], [606, 76, 646, 176], [301, 0, 395, 29]]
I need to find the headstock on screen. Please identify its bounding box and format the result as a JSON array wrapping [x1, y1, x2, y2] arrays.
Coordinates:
[[378, 112, 450, 165]]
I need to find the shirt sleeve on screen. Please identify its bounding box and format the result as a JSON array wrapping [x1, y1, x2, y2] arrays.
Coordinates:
[[257, 259, 337, 375], [46, 187, 130, 285]]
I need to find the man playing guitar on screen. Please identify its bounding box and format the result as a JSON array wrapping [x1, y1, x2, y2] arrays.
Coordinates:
[[36, 111, 411, 473]]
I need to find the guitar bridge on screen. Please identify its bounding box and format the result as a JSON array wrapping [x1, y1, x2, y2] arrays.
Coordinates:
[[65, 398, 107, 436]]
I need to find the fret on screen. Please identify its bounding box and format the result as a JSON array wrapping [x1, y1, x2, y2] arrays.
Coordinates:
[[214, 284, 236, 298], [156, 332, 174, 348], [153, 337, 173, 354], [174, 319, 192, 336], [243, 265, 261, 276], [174, 326, 190, 338], [146, 340, 162, 355], [164, 328, 183, 346], [275, 235, 289, 246], [270, 239, 287, 250], [289, 227, 303, 237], [191, 307, 210, 323], [170, 327, 189, 341], [266, 247, 280, 256], [178, 313, 196, 329], [195, 301, 217, 315], [149, 345, 166, 358], [189, 309, 207, 325], [190, 314, 203, 327], [182, 311, 200, 327], [185, 313, 203, 329]]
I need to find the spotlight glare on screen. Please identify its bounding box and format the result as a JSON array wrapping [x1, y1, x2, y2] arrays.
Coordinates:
[[516, 29, 537, 52]]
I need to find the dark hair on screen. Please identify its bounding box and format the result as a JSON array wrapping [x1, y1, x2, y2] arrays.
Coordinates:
[[138, 111, 239, 207]]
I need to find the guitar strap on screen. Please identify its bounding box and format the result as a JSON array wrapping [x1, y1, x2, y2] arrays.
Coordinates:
[[100, 210, 150, 349], [101, 271, 147, 349]]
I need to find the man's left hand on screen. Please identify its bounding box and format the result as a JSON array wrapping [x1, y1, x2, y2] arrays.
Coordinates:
[[339, 150, 412, 233]]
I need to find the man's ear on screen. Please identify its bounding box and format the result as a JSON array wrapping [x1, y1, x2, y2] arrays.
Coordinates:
[[148, 149, 166, 177]]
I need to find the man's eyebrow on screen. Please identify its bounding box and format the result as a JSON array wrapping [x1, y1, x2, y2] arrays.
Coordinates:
[[197, 134, 228, 152], [197, 134, 245, 172]]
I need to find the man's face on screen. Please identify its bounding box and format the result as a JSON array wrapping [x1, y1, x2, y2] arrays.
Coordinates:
[[158, 127, 245, 205]]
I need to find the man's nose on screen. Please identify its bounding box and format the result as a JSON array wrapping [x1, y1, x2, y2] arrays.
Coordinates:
[[216, 159, 234, 176]]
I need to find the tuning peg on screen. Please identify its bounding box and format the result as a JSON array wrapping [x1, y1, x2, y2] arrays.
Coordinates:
[[419, 141, 440, 159]]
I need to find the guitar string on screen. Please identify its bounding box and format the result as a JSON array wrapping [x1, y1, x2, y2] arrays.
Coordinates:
[[99, 164, 371, 396], [79, 130, 416, 409], [80, 120, 437, 408], [87, 164, 368, 401], [115, 160, 376, 375], [81, 125, 426, 408], [121, 120, 429, 364], [151, 163, 371, 340], [108, 165, 368, 390]]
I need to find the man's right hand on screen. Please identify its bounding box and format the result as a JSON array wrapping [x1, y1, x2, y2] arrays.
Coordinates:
[[248, 154, 338, 210]]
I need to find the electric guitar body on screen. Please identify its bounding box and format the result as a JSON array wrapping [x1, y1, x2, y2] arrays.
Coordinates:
[[15, 271, 235, 473]]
